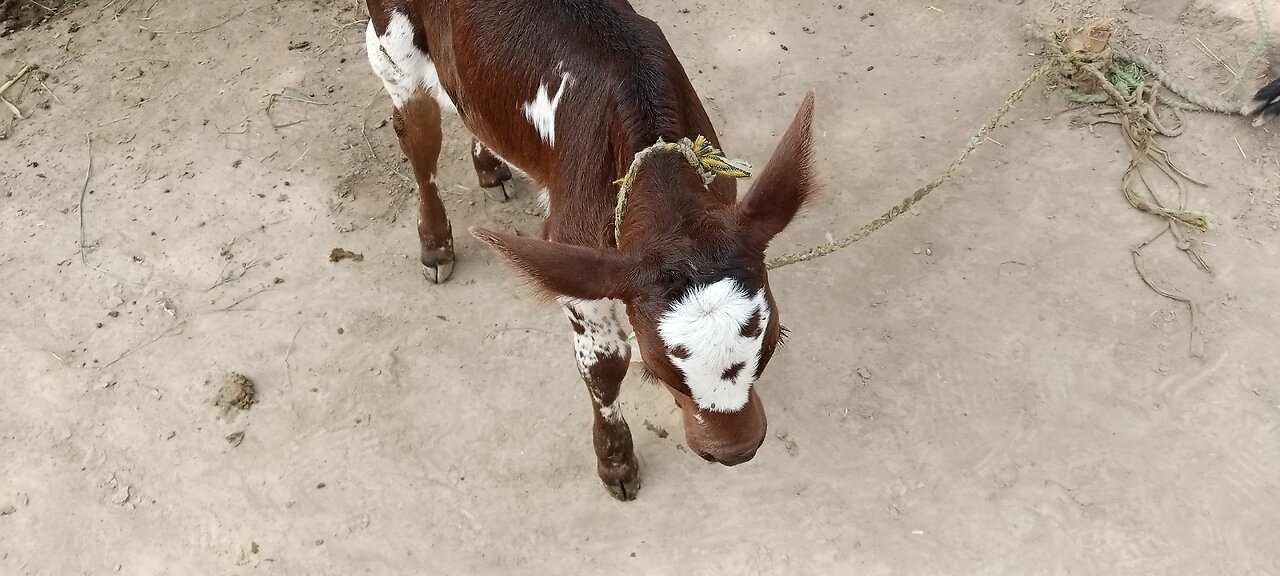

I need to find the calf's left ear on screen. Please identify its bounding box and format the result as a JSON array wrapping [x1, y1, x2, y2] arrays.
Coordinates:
[[736, 90, 818, 249], [470, 227, 637, 301]]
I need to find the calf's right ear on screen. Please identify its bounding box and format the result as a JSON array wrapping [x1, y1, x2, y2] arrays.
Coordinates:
[[470, 227, 637, 301], [735, 91, 819, 249]]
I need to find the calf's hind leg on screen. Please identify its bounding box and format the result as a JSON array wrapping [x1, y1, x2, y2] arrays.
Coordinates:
[[560, 298, 641, 501], [366, 15, 455, 283], [471, 139, 515, 202], [393, 97, 454, 283]]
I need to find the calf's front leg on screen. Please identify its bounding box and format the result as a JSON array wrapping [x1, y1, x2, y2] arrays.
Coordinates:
[[560, 298, 640, 500]]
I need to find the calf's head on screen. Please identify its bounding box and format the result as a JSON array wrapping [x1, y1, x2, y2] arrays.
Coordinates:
[[472, 93, 817, 466]]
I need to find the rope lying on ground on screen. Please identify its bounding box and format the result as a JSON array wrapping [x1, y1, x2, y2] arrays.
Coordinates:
[[766, 61, 1054, 270], [768, 0, 1268, 273]]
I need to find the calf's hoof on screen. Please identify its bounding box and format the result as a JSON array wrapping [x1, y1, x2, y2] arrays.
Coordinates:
[[482, 180, 516, 203], [603, 475, 641, 501], [422, 261, 453, 284], [420, 245, 455, 284], [598, 462, 641, 501]]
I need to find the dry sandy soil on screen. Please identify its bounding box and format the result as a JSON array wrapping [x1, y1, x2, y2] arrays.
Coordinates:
[[3, 0, 1280, 573]]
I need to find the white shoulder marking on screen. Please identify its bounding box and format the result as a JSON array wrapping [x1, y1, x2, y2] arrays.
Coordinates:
[[523, 72, 572, 146], [365, 13, 456, 112], [657, 279, 769, 413]]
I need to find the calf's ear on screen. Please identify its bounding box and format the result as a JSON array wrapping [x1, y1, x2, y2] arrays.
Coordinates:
[[470, 227, 636, 301], [736, 91, 819, 249]]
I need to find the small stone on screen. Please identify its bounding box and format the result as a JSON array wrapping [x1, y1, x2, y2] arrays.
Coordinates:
[[912, 248, 922, 255], [226, 431, 245, 447], [0, 505, 16, 516], [857, 367, 871, 381], [925, 248, 933, 256]]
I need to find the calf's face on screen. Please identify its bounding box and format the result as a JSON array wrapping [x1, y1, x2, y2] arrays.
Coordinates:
[[472, 93, 817, 466]]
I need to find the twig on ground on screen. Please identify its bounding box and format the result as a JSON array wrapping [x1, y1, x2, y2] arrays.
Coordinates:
[[100, 321, 186, 369], [219, 286, 274, 311], [142, 0, 164, 19], [265, 90, 326, 129], [114, 0, 139, 16], [77, 136, 101, 272], [206, 258, 259, 291], [1192, 38, 1236, 78], [75, 136, 138, 284], [97, 115, 131, 127], [138, 7, 257, 35], [1, 97, 20, 119], [37, 77, 61, 104], [285, 144, 311, 171], [0, 64, 32, 97], [284, 326, 302, 388], [359, 95, 413, 185], [26, 0, 55, 13], [318, 19, 369, 55]]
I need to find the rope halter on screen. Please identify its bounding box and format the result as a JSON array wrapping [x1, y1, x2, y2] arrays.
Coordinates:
[[612, 135, 753, 246]]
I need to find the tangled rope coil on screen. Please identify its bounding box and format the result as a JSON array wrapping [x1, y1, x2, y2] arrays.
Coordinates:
[[1060, 0, 1270, 114]]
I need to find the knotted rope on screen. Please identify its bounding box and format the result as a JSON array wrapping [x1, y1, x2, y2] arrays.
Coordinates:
[[613, 135, 752, 246]]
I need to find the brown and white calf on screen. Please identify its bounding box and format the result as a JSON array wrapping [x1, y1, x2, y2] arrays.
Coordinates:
[[364, 0, 817, 499]]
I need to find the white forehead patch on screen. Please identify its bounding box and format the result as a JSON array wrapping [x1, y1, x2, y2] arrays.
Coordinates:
[[522, 69, 572, 146], [657, 278, 769, 413], [365, 13, 456, 112]]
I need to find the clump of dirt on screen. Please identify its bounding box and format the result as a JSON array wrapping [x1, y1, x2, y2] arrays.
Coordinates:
[[214, 373, 257, 413], [328, 248, 364, 262]]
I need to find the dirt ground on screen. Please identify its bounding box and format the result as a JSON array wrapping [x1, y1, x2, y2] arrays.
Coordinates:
[[3, 0, 1280, 573]]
